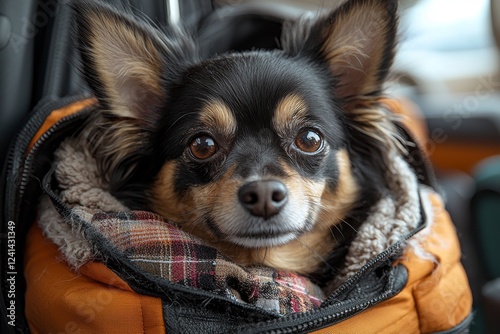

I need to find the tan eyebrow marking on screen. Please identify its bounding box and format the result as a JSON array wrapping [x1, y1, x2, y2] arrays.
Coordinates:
[[272, 94, 309, 135], [199, 100, 237, 136]]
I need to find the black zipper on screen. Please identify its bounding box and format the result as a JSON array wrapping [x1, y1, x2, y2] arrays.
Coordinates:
[[16, 111, 87, 212], [258, 261, 407, 334], [3, 95, 93, 222], [236, 260, 404, 334], [325, 221, 423, 305]]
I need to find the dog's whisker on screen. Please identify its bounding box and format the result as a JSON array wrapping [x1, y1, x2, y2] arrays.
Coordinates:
[[331, 223, 347, 240], [338, 219, 358, 234]]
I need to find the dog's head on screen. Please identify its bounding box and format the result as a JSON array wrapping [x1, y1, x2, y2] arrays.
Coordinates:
[[73, 0, 400, 271]]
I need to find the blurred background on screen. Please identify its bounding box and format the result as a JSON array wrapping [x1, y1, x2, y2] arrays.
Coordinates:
[[1, 0, 499, 332]]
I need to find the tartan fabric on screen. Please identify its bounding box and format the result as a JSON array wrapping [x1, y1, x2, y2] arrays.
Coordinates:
[[87, 209, 325, 315]]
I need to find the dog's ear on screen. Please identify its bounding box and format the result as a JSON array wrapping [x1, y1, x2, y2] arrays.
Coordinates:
[[71, 1, 195, 126], [284, 0, 397, 107]]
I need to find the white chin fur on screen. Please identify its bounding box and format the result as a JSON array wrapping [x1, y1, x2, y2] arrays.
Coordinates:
[[227, 232, 297, 248]]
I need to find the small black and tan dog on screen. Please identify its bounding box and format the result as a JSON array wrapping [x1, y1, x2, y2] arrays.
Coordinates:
[[72, 0, 401, 275]]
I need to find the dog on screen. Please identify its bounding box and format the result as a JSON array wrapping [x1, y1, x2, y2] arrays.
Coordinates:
[[71, 0, 400, 276]]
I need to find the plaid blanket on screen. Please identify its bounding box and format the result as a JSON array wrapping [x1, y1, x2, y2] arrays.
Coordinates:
[[87, 210, 325, 315]]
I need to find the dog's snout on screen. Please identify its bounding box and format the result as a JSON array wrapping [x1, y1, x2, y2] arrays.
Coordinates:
[[238, 180, 288, 220]]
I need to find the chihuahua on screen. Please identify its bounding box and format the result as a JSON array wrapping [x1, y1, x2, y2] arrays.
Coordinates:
[[72, 0, 400, 275]]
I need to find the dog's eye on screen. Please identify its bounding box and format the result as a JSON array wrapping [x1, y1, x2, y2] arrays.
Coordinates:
[[189, 135, 218, 160], [295, 129, 323, 153]]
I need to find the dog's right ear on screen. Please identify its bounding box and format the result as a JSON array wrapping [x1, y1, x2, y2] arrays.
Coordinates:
[[71, 1, 195, 126], [282, 0, 397, 107]]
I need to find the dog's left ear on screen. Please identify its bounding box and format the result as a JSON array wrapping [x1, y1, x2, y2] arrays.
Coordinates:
[[285, 0, 397, 107], [71, 1, 196, 126]]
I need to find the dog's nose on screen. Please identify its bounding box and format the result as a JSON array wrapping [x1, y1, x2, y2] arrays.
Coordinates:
[[238, 180, 288, 220]]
